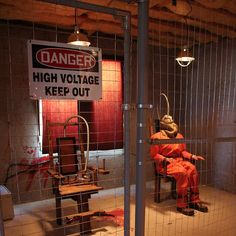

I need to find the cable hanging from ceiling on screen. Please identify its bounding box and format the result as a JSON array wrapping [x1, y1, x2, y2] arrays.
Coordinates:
[[67, 8, 90, 47], [175, 0, 195, 67]]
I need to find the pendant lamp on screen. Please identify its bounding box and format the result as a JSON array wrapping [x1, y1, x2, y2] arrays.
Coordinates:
[[176, 46, 195, 67], [67, 9, 90, 47], [175, 2, 195, 67]]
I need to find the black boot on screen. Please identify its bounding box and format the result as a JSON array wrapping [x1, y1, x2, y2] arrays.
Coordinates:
[[177, 207, 194, 216], [189, 203, 208, 212]]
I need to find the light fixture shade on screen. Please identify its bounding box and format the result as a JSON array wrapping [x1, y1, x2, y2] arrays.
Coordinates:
[[176, 47, 195, 67], [67, 26, 91, 47]]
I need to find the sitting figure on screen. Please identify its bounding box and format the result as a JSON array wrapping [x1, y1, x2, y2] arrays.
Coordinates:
[[150, 96, 208, 216]]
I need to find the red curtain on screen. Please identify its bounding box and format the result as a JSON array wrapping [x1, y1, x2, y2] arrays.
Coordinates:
[[42, 100, 78, 153], [93, 60, 123, 149], [42, 60, 123, 152]]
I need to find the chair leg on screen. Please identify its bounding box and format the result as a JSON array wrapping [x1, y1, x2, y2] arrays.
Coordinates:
[[56, 196, 62, 225], [77, 193, 92, 235], [171, 179, 177, 199], [155, 175, 161, 203]]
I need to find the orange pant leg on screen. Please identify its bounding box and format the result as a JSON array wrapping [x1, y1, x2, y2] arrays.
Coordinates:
[[165, 160, 200, 207], [180, 160, 200, 203], [166, 161, 189, 208]]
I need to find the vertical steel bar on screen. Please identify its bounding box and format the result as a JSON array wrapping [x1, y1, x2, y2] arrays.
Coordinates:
[[123, 13, 131, 236], [0, 203, 5, 236], [135, 0, 149, 236]]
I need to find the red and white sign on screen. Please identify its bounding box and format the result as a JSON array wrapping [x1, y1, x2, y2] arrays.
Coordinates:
[[28, 40, 102, 100]]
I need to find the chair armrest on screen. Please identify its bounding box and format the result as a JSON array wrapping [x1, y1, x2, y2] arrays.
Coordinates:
[[87, 166, 110, 175], [47, 168, 65, 179], [97, 168, 110, 175]]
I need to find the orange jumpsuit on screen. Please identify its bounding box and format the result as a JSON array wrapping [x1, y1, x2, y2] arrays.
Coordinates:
[[150, 131, 200, 208]]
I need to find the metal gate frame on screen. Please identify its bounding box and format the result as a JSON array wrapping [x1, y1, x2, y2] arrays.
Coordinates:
[[41, 1, 149, 235]]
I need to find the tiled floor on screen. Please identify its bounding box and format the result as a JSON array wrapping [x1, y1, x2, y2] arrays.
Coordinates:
[[3, 184, 236, 236]]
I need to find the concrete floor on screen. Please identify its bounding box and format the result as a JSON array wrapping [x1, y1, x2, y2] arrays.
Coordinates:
[[3, 183, 236, 236]]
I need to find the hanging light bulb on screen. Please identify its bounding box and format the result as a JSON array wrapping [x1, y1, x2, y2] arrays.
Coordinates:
[[175, 1, 195, 67], [67, 9, 90, 47], [176, 46, 195, 67], [68, 26, 90, 46]]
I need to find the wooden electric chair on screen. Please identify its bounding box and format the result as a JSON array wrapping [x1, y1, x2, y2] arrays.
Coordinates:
[[47, 115, 109, 234], [149, 118, 177, 203]]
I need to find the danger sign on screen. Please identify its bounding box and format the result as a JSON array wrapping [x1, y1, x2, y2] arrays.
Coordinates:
[[28, 40, 102, 100]]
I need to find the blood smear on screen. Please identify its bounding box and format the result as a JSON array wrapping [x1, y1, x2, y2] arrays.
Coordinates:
[[99, 208, 124, 226]]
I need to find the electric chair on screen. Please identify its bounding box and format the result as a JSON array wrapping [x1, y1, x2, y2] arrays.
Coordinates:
[[47, 115, 109, 234], [149, 117, 197, 203]]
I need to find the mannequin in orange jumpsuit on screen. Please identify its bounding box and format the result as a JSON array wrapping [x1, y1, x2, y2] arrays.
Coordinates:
[[150, 96, 208, 216]]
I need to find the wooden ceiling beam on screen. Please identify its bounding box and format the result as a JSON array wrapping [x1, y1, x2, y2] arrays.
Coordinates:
[[195, 0, 229, 9], [86, 11, 121, 24], [149, 31, 195, 47], [0, 0, 87, 17], [149, 0, 170, 8], [148, 8, 236, 39], [73, 0, 112, 6], [184, 17, 236, 38], [130, 26, 183, 48], [149, 38, 183, 48], [222, 1, 236, 14], [109, 0, 236, 39], [165, 0, 236, 28], [79, 19, 123, 35], [0, 8, 69, 26], [108, 0, 137, 15], [125, 1, 236, 40], [0, 0, 90, 26], [131, 17, 218, 44], [1, 0, 236, 47], [196, 0, 236, 15]]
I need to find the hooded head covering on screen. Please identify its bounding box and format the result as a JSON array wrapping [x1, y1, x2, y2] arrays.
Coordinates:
[[160, 93, 178, 138]]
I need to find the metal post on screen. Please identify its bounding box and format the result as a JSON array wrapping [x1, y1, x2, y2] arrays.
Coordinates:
[[123, 13, 131, 236], [41, 0, 128, 16], [0, 203, 5, 236], [135, 0, 149, 236]]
